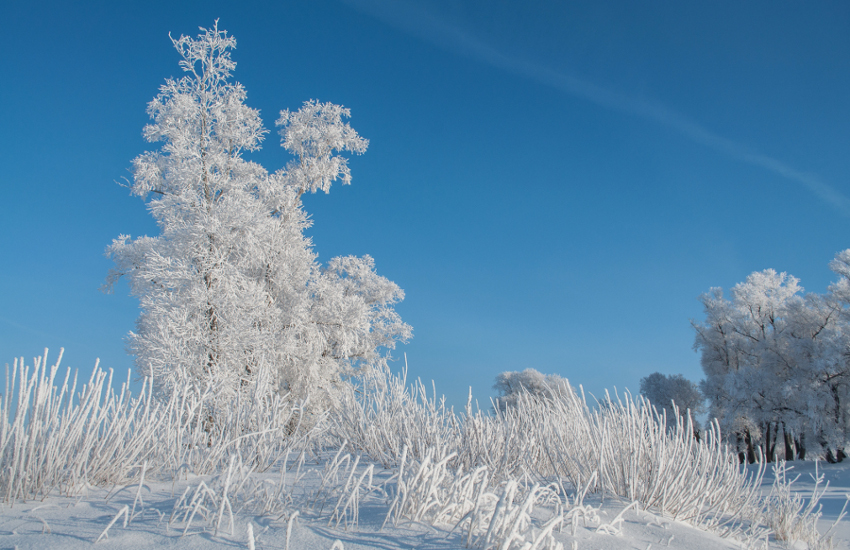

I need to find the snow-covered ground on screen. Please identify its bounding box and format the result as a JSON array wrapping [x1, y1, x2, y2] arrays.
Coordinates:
[[3, 356, 847, 550], [757, 460, 850, 548], [2, 459, 847, 550]]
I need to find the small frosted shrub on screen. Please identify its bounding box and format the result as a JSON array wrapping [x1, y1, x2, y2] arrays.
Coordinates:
[[765, 461, 848, 550]]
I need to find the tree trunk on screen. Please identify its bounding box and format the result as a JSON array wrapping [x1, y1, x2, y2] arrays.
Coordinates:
[[764, 422, 776, 463], [796, 433, 806, 460], [736, 432, 746, 464], [825, 448, 846, 463], [783, 424, 795, 461], [745, 429, 757, 464]]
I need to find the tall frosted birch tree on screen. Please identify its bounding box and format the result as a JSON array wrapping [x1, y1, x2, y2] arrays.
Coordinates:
[[105, 23, 411, 416]]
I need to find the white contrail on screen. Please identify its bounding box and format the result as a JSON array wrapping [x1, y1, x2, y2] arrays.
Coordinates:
[[344, 0, 850, 215]]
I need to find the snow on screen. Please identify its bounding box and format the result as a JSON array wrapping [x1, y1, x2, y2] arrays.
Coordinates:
[[758, 461, 850, 548], [4, 351, 847, 550], [2, 460, 847, 550]]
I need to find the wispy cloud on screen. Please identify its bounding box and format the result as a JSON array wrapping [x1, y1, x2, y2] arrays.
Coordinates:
[[344, 0, 850, 215]]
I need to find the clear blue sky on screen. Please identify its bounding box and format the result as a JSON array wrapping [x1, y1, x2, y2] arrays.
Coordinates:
[[2, 0, 850, 408]]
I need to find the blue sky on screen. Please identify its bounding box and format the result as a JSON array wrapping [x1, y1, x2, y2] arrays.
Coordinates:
[[2, 0, 850, 408]]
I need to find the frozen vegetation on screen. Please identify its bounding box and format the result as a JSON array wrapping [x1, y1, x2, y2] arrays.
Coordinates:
[[0, 350, 847, 549], [2, 21, 849, 550], [103, 22, 410, 421], [694, 265, 850, 465]]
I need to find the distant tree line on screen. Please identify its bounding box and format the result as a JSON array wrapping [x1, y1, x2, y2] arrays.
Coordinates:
[[692, 254, 850, 463], [493, 369, 705, 437], [496, 248, 850, 465]]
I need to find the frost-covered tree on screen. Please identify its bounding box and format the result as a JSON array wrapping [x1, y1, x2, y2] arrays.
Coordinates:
[[693, 267, 849, 463], [105, 23, 411, 417], [639, 372, 704, 433], [492, 369, 570, 410]]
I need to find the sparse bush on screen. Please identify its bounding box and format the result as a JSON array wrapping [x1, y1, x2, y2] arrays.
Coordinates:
[[765, 461, 847, 550]]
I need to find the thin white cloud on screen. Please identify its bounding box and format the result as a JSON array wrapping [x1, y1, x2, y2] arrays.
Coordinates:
[[344, 0, 850, 215]]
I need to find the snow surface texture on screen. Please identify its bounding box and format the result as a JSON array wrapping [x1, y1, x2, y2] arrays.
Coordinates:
[[1, 351, 848, 549], [1, 461, 847, 549]]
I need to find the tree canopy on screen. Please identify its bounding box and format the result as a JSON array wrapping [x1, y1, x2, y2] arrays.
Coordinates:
[[105, 22, 411, 417], [693, 263, 850, 462]]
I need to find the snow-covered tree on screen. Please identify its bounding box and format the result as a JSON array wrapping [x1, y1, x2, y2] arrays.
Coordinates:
[[492, 368, 570, 410], [639, 372, 704, 433], [104, 23, 411, 417], [693, 266, 849, 463]]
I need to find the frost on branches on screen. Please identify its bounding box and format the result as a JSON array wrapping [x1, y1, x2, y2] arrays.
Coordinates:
[[492, 368, 571, 411], [693, 265, 850, 463], [104, 23, 411, 416]]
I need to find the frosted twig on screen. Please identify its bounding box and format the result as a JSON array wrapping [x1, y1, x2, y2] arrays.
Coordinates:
[[247, 523, 255, 550], [131, 460, 147, 521], [286, 510, 299, 550], [95, 505, 129, 543]]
